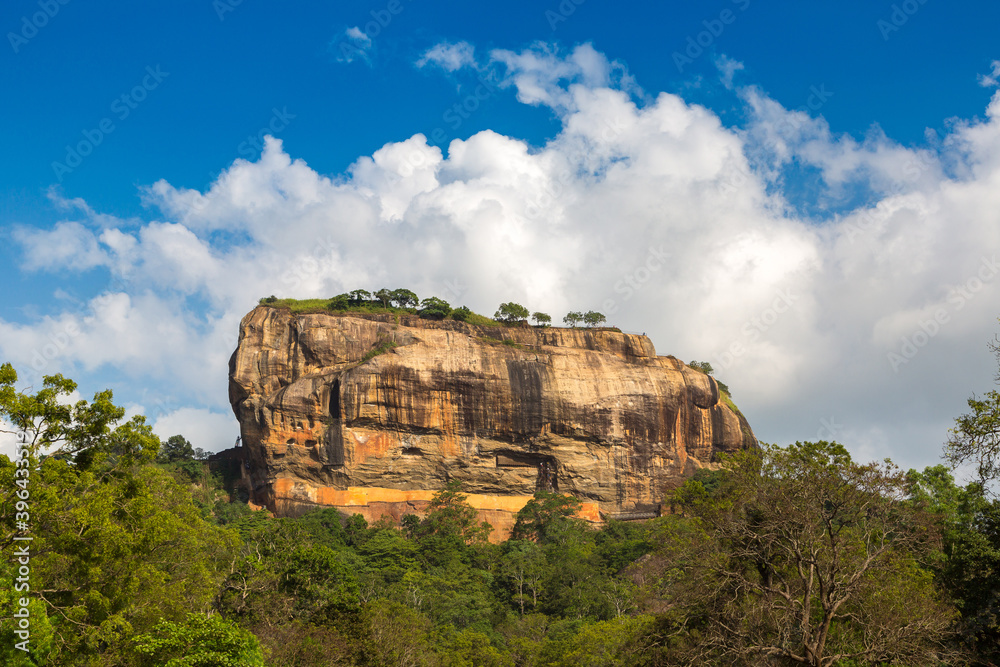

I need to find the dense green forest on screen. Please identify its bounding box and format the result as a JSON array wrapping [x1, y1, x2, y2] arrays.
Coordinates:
[[2, 347, 1000, 665]]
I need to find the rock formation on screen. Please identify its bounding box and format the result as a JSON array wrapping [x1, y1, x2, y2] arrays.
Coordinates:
[[228, 306, 756, 537]]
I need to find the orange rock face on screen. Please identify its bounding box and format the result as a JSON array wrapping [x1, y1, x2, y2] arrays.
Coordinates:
[[228, 306, 756, 538]]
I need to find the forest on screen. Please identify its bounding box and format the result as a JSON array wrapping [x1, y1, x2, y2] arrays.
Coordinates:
[[1, 347, 999, 666]]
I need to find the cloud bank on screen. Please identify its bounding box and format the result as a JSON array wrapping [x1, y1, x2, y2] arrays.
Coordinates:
[[3, 43, 999, 470]]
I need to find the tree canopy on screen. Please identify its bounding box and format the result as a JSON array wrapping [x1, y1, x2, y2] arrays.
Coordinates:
[[418, 296, 451, 319], [6, 343, 1000, 665], [644, 441, 958, 666], [582, 311, 606, 327], [531, 312, 551, 326], [495, 302, 530, 323]]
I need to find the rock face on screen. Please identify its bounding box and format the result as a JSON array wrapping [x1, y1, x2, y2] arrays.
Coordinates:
[[228, 306, 756, 536]]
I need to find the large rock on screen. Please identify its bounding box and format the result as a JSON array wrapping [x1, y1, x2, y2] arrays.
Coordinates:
[[228, 306, 756, 536]]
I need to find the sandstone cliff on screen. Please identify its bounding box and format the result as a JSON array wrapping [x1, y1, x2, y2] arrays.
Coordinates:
[[228, 306, 756, 535]]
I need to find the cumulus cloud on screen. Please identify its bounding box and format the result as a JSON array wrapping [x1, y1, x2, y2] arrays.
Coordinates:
[[14, 221, 109, 272], [417, 41, 476, 72], [4, 44, 1000, 471], [489, 42, 636, 114]]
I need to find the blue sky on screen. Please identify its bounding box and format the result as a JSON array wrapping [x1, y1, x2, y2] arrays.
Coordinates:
[[2, 0, 1000, 472]]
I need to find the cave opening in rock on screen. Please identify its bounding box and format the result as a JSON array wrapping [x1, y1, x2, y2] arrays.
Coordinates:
[[495, 451, 559, 492]]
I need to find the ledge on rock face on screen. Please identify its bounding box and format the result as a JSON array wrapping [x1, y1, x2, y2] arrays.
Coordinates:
[[228, 305, 756, 538]]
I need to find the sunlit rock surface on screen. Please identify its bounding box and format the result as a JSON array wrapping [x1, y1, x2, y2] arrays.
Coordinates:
[[228, 306, 756, 537]]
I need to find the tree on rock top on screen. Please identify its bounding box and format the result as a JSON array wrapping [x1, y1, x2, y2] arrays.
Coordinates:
[[495, 302, 529, 324], [390, 289, 419, 309], [418, 296, 451, 319], [348, 289, 371, 305], [374, 288, 393, 309], [532, 312, 552, 327]]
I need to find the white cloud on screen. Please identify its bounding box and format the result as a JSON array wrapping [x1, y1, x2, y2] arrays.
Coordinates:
[[0, 421, 21, 460], [14, 221, 109, 272], [4, 43, 1000, 472], [417, 41, 475, 72], [333, 26, 374, 65], [153, 408, 240, 454], [978, 60, 1000, 87], [489, 42, 624, 113], [715, 54, 744, 89]]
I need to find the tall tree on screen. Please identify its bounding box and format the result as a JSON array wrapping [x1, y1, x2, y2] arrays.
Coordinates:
[[583, 311, 606, 327], [910, 467, 1000, 662], [157, 434, 194, 463], [348, 289, 371, 305], [644, 442, 959, 667], [390, 289, 419, 309], [495, 302, 529, 323], [417, 296, 451, 319], [531, 312, 551, 327], [130, 613, 265, 666], [374, 288, 393, 309], [562, 311, 583, 327], [0, 365, 237, 664]]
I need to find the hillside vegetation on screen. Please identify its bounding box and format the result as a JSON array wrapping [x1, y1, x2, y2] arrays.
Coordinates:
[[1, 333, 999, 665]]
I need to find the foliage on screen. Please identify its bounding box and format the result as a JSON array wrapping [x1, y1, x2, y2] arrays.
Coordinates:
[[216, 519, 360, 627], [415, 481, 492, 561], [644, 441, 959, 666], [130, 613, 265, 666], [7, 360, 999, 665], [451, 305, 472, 322], [909, 465, 1000, 663], [495, 302, 530, 324], [328, 293, 350, 310], [361, 339, 398, 362], [946, 334, 1000, 490], [0, 363, 158, 469], [512, 491, 584, 543], [374, 288, 393, 309], [687, 360, 714, 374], [563, 311, 583, 327], [499, 540, 548, 616], [582, 310, 606, 327], [947, 390, 1000, 488], [391, 288, 420, 309], [348, 289, 371, 305], [0, 366, 238, 665], [419, 296, 452, 319], [157, 434, 194, 463], [460, 311, 500, 326], [537, 615, 657, 667], [531, 312, 551, 326]]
